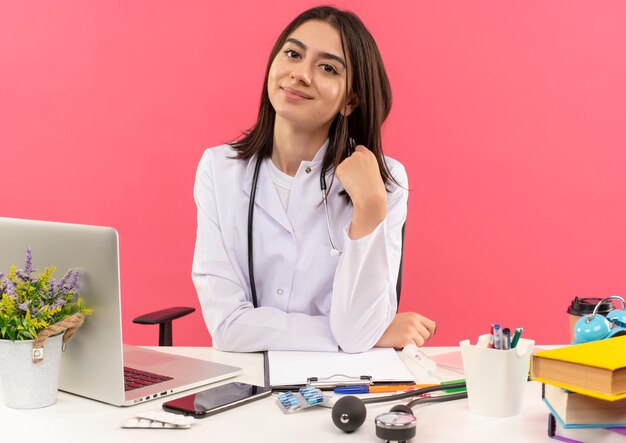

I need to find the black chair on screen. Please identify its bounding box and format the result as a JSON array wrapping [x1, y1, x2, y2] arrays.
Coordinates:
[[133, 306, 195, 346]]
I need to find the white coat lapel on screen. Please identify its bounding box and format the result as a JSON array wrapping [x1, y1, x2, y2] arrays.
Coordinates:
[[243, 156, 293, 233]]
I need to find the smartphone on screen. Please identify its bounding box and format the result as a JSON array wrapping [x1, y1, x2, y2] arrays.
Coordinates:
[[162, 382, 272, 418]]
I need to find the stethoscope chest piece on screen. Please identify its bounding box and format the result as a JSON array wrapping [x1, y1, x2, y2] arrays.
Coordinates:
[[374, 410, 417, 443]]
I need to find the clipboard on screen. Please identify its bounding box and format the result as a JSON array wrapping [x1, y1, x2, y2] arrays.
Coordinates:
[[264, 348, 415, 391]]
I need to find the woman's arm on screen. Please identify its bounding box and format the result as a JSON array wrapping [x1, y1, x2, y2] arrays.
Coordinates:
[[192, 149, 338, 352], [331, 148, 434, 352]]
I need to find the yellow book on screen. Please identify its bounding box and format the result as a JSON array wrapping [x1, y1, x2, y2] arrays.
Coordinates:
[[531, 336, 626, 401]]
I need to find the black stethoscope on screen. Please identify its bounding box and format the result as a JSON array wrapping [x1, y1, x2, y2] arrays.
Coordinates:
[[247, 155, 341, 309], [330, 382, 468, 441]]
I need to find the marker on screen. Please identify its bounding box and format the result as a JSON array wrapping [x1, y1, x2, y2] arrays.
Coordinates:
[[333, 384, 439, 394], [488, 324, 495, 348], [441, 379, 467, 393], [511, 327, 523, 348], [492, 324, 502, 350], [502, 328, 511, 350]]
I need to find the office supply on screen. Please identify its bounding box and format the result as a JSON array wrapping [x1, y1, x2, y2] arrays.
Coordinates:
[[334, 385, 369, 394], [488, 324, 495, 348], [460, 334, 535, 417], [542, 383, 626, 427], [511, 327, 523, 348], [264, 348, 414, 390], [493, 324, 502, 349], [0, 217, 241, 406], [441, 379, 467, 393], [430, 350, 465, 374], [334, 383, 439, 394], [531, 336, 626, 401], [502, 328, 511, 350], [548, 412, 626, 442]]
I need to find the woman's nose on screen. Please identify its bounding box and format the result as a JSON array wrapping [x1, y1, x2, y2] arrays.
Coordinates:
[[290, 63, 312, 85]]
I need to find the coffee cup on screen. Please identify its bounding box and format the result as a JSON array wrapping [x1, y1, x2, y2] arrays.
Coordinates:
[[567, 297, 614, 342]]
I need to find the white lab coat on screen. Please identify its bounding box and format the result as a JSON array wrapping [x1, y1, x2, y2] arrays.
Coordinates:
[[192, 142, 408, 353]]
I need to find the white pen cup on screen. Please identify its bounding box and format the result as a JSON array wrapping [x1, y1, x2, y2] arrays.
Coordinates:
[[459, 334, 534, 417]]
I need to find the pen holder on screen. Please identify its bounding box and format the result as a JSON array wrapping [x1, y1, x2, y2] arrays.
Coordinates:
[[460, 334, 534, 417]]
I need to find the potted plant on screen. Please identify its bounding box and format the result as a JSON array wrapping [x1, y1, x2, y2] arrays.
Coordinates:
[[0, 247, 92, 409]]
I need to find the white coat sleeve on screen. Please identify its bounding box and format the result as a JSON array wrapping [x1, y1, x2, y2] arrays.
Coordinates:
[[329, 161, 408, 353], [192, 151, 338, 352]]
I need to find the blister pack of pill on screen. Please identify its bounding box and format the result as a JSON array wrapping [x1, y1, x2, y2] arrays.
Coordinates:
[[276, 386, 326, 414], [122, 410, 196, 429]]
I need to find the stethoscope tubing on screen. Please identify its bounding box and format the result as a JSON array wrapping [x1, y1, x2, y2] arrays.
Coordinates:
[[247, 156, 263, 309], [320, 171, 341, 255], [247, 156, 341, 308], [360, 381, 467, 405]]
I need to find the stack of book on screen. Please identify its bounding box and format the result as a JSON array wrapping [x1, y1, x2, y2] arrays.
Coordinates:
[[531, 335, 626, 442]]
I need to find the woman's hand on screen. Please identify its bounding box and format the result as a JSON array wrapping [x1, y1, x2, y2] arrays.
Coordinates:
[[335, 145, 387, 240], [375, 312, 437, 348]]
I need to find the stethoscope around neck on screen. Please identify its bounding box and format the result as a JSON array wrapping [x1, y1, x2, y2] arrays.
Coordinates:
[[247, 155, 341, 308]]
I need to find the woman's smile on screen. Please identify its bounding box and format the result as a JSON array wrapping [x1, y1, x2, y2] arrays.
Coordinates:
[[281, 86, 313, 100]]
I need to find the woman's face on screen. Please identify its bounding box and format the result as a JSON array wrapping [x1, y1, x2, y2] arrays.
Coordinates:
[[268, 20, 354, 134]]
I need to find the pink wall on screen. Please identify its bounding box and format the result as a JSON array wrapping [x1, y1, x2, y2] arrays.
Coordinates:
[[1, 1, 625, 347]]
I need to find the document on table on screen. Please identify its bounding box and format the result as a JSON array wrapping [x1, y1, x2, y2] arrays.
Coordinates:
[[265, 348, 415, 389]]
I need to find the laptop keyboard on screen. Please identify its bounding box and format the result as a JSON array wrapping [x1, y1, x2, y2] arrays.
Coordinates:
[[124, 366, 173, 392]]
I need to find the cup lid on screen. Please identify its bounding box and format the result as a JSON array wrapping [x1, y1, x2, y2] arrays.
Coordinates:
[[567, 297, 615, 316]]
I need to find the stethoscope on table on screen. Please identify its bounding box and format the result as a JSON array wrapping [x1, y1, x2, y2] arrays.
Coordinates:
[[329, 383, 467, 441], [246, 155, 468, 441]]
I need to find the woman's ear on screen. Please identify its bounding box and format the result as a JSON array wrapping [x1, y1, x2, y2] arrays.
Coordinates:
[[340, 93, 359, 117]]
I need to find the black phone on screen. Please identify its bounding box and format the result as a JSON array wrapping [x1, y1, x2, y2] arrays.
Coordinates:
[[162, 382, 272, 418]]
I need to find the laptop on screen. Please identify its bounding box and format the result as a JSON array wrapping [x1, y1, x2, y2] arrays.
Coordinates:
[[0, 217, 242, 406]]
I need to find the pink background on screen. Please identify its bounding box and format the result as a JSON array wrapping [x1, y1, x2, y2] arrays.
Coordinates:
[[1, 1, 625, 347]]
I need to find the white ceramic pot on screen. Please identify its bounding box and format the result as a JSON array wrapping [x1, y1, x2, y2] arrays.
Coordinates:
[[0, 332, 64, 409]]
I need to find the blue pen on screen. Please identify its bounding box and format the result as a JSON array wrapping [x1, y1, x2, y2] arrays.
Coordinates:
[[333, 385, 369, 394]]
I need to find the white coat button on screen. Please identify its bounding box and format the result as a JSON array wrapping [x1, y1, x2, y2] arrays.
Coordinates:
[[277, 288, 284, 295], [305, 167, 312, 174]]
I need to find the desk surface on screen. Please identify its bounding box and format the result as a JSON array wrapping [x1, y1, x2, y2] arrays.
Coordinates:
[[0, 347, 556, 442]]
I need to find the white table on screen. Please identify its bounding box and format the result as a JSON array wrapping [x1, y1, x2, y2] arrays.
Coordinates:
[[0, 347, 555, 442]]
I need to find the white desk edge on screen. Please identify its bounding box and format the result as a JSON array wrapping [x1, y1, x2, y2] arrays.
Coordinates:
[[0, 346, 560, 443]]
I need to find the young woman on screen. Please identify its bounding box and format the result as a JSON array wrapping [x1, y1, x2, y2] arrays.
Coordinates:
[[192, 6, 435, 352]]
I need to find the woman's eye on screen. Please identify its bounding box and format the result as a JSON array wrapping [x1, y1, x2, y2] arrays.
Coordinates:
[[320, 64, 338, 75], [283, 49, 300, 59]]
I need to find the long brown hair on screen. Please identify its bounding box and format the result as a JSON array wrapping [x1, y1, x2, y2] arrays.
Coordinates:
[[232, 6, 397, 193]]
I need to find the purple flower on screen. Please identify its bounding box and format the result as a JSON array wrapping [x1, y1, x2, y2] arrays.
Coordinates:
[[59, 269, 71, 289], [5, 280, 16, 299], [18, 300, 30, 312], [48, 280, 56, 295], [68, 270, 80, 291], [0, 272, 4, 280], [24, 247, 33, 276], [51, 298, 66, 309], [16, 248, 37, 282]]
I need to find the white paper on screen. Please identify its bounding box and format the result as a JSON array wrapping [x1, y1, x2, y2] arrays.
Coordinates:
[[267, 348, 415, 387]]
